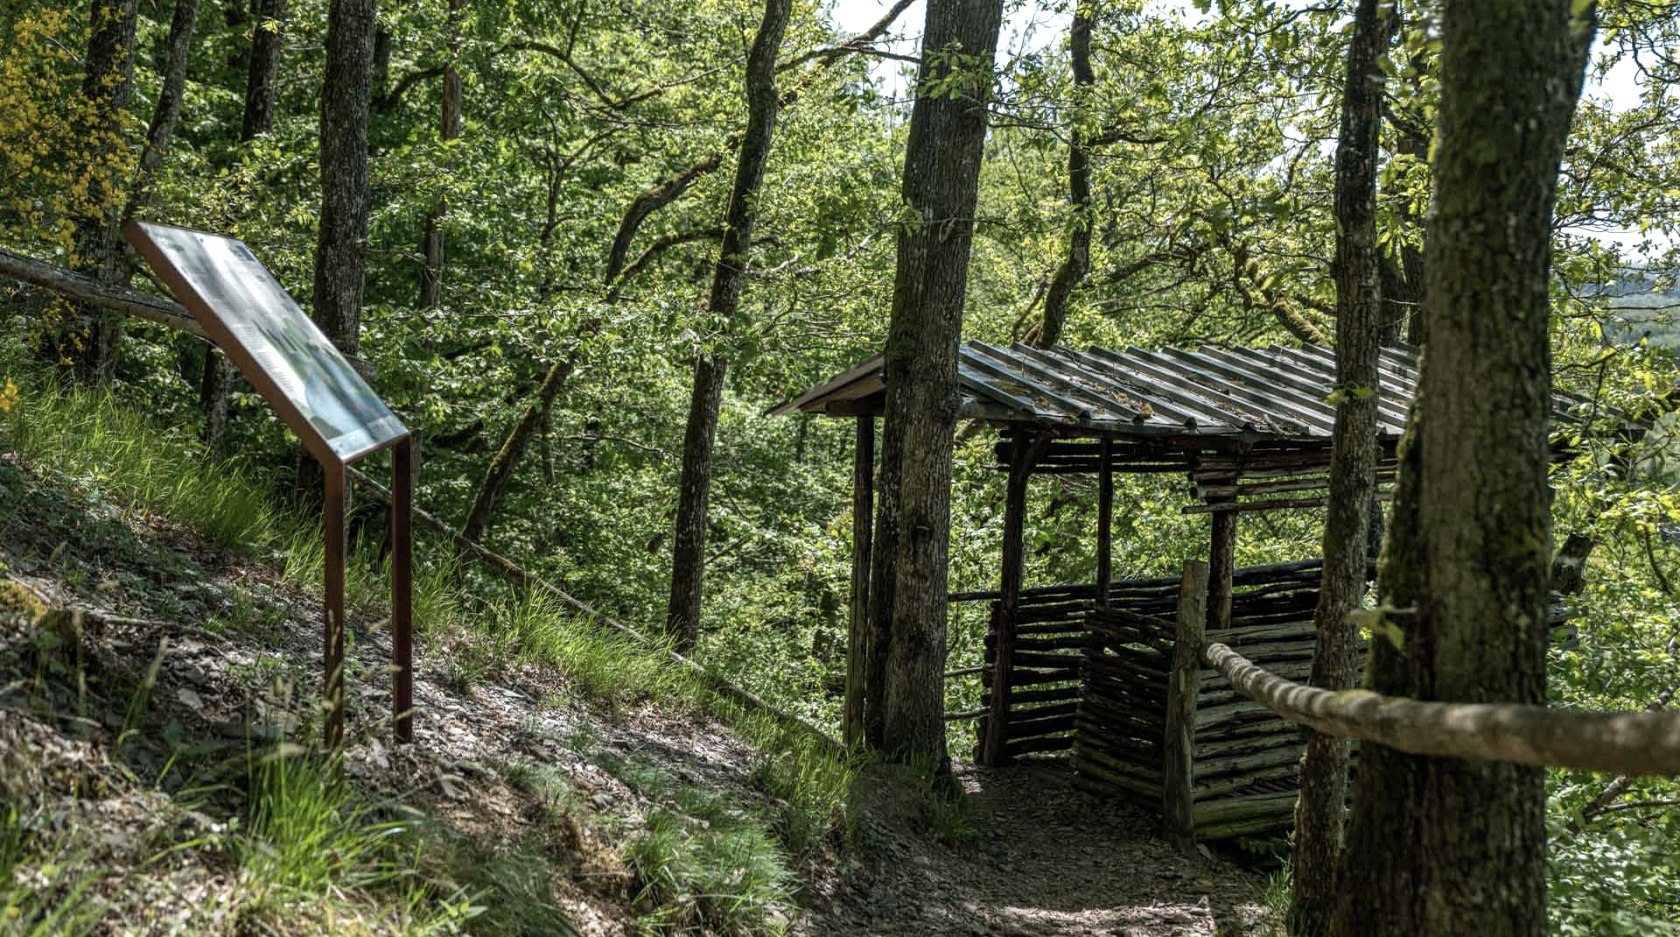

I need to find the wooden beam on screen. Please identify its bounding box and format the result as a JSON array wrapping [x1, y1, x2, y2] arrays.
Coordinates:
[[980, 431, 1051, 765], [1096, 437, 1113, 608], [844, 415, 874, 748], [1164, 560, 1209, 852], [1208, 505, 1237, 631], [0, 245, 208, 340]]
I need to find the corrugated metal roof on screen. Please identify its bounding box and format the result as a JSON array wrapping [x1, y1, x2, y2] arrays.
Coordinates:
[[773, 340, 1585, 442]]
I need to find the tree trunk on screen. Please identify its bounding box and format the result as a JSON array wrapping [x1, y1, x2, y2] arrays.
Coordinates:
[[311, 0, 378, 357], [1333, 2, 1594, 935], [460, 351, 580, 544], [868, 0, 1005, 765], [419, 0, 463, 310], [125, 0, 200, 223], [1035, 6, 1092, 349], [54, 0, 140, 384], [663, 0, 792, 652], [204, 0, 286, 457], [240, 0, 287, 142], [1288, 0, 1393, 931]]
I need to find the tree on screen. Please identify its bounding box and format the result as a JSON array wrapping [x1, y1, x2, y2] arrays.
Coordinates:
[[1287, 0, 1393, 932], [1035, 1, 1094, 349], [866, 0, 1005, 762], [419, 0, 463, 310], [203, 0, 288, 458], [312, 0, 378, 357], [664, 0, 793, 652], [1333, 1, 1595, 934], [54, 0, 139, 383]]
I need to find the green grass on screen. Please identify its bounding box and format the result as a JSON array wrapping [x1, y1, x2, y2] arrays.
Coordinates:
[[0, 805, 109, 937], [235, 748, 480, 935], [0, 364, 856, 936], [1, 378, 274, 547]]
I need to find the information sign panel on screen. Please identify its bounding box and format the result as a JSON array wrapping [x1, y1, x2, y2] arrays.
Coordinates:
[[124, 220, 406, 463]]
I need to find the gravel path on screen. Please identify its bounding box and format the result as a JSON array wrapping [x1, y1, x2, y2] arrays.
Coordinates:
[[802, 760, 1273, 937]]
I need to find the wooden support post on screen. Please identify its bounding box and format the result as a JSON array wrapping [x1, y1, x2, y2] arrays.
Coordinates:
[[982, 432, 1048, 765], [392, 436, 416, 744], [1096, 437, 1113, 609], [1208, 505, 1237, 632], [844, 416, 874, 748], [1164, 559, 1209, 853], [324, 462, 348, 751]]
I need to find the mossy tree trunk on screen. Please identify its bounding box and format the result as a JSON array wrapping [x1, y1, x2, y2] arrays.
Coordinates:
[[1333, 2, 1594, 934], [56, 0, 139, 384], [419, 0, 463, 311], [664, 0, 792, 652], [867, 0, 1005, 764], [1287, 0, 1393, 932]]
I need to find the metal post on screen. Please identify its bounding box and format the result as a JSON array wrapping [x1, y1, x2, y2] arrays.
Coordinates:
[[324, 461, 348, 750], [392, 436, 415, 744]]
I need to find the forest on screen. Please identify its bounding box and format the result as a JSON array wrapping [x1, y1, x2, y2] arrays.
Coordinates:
[[2, 0, 1680, 933]]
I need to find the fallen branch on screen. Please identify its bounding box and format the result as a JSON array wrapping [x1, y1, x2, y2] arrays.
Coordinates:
[[1204, 642, 1680, 777], [1, 246, 208, 340]]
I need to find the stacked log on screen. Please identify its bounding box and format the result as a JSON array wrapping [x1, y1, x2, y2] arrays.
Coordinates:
[[977, 591, 1088, 759], [1071, 559, 1356, 842], [1073, 599, 1173, 805]]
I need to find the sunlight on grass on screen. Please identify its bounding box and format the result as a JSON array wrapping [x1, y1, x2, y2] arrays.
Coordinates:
[[2, 378, 273, 546]]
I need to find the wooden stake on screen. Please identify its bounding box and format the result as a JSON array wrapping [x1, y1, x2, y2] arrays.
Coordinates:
[[844, 416, 873, 748], [1164, 560, 1209, 853], [392, 435, 415, 744]]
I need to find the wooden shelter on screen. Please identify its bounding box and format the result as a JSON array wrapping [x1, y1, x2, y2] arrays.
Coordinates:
[[776, 340, 1587, 841]]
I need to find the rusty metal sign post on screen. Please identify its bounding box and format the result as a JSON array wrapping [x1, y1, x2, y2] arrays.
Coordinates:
[[125, 220, 415, 749]]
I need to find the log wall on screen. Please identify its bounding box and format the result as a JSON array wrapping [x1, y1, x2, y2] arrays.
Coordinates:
[[1072, 559, 1341, 842]]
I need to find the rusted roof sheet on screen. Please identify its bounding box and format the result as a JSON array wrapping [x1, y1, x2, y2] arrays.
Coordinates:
[[773, 340, 1589, 442]]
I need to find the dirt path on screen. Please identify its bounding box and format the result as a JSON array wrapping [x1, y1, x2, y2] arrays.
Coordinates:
[[803, 760, 1272, 937]]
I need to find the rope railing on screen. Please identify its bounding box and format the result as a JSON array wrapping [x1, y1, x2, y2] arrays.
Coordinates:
[[1203, 641, 1680, 777]]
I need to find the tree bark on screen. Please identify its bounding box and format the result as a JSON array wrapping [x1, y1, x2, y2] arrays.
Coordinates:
[[1288, 0, 1393, 932], [54, 0, 140, 384], [663, 0, 792, 652], [202, 0, 286, 458], [240, 0, 287, 141], [311, 0, 378, 357], [1333, 2, 1594, 934], [125, 0, 200, 224], [419, 0, 463, 310], [1035, 6, 1093, 349], [868, 0, 1005, 765]]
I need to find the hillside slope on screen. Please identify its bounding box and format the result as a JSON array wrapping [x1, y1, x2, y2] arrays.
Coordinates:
[[0, 398, 1271, 937]]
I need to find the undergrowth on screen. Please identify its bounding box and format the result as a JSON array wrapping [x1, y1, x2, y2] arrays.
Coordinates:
[[0, 362, 855, 936]]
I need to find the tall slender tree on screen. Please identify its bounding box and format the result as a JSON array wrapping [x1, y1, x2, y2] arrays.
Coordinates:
[[202, 0, 287, 458], [55, 0, 139, 383], [1035, 1, 1094, 349], [1287, 0, 1393, 932], [419, 0, 464, 310], [662, 0, 793, 653], [312, 0, 378, 357], [866, 0, 1005, 762], [1332, 1, 1594, 934]]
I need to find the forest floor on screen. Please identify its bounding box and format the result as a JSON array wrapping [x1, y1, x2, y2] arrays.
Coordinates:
[[0, 447, 1272, 936]]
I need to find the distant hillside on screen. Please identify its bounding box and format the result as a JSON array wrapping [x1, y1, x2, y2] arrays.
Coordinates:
[[1599, 270, 1680, 348]]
